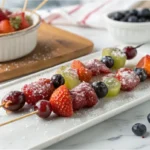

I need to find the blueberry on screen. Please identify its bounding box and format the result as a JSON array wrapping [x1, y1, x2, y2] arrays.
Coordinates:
[[134, 68, 147, 82], [147, 113, 150, 123], [138, 8, 150, 17], [121, 16, 128, 22], [128, 9, 138, 16], [101, 56, 114, 68], [92, 81, 108, 99], [146, 19, 150, 22], [51, 74, 65, 88], [109, 12, 124, 21], [132, 123, 147, 136], [128, 16, 138, 22], [138, 17, 146, 22]]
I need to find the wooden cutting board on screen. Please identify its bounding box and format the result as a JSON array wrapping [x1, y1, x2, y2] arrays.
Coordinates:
[[0, 23, 93, 82], [133, 1, 150, 8]]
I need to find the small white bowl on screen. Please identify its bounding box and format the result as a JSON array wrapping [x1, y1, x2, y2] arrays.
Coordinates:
[[105, 11, 150, 44], [0, 10, 41, 62]]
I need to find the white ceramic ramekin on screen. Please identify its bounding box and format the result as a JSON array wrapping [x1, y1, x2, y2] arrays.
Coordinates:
[[105, 11, 150, 44], [0, 11, 41, 62]]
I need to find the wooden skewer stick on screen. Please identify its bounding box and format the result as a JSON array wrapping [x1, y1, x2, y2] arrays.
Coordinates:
[[1, 0, 5, 8], [0, 110, 38, 127], [22, 0, 28, 12], [135, 43, 146, 49], [33, 0, 48, 12]]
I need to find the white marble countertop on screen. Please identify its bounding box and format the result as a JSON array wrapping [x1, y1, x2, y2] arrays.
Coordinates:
[[45, 25, 150, 150]]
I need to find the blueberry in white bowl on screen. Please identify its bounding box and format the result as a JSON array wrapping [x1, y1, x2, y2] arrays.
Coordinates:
[[105, 8, 150, 44]]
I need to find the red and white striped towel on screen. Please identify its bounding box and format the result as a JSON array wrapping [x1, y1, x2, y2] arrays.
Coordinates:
[[38, 0, 142, 29]]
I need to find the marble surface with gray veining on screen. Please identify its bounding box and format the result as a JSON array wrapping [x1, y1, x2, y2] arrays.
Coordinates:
[[45, 25, 150, 150]]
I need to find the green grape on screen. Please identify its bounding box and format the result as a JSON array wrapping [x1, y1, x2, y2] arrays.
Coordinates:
[[103, 77, 121, 97], [102, 48, 113, 56], [57, 66, 81, 90], [102, 48, 126, 69]]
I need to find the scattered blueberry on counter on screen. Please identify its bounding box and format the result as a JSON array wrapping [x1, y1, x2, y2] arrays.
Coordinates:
[[109, 8, 150, 23], [147, 113, 150, 123], [132, 123, 147, 137]]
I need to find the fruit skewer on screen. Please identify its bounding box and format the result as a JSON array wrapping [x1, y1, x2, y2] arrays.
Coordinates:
[[0, 45, 148, 126], [33, 0, 48, 12], [0, 82, 98, 127], [22, 0, 28, 12], [0, 100, 52, 127], [0, 44, 145, 111], [0, 44, 146, 111], [0, 65, 146, 127], [1, 0, 5, 8]]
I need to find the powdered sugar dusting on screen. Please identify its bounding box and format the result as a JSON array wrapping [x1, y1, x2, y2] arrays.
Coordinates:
[[116, 68, 140, 91], [85, 59, 111, 76], [70, 82, 98, 110], [64, 67, 79, 78], [111, 49, 126, 57], [0, 43, 54, 73], [22, 79, 55, 105], [1, 52, 150, 149]]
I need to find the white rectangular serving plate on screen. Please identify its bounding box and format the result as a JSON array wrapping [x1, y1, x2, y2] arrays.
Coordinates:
[[0, 51, 150, 150]]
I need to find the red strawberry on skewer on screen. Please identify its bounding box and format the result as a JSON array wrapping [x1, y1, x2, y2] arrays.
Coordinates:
[[50, 85, 73, 117]]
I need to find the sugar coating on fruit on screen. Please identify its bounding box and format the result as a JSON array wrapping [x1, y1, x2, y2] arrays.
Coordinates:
[[57, 66, 81, 89], [103, 77, 119, 87], [70, 82, 98, 110], [116, 68, 140, 91], [63, 67, 79, 78], [102, 77, 121, 97], [50, 85, 73, 117], [111, 49, 126, 57], [85, 59, 111, 76], [22, 79, 55, 105], [102, 73, 116, 80]]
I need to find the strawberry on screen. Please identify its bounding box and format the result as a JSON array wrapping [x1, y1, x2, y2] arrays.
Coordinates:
[[71, 60, 92, 82], [116, 68, 140, 91], [70, 82, 98, 110], [22, 78, 55, 105], [71, 60, 85, 69], [9, 12, 30, 30], [137, 55, 150, 76], [0, 20, 14, 33], [50, 85, 73, 117], [77, 67, 92, 82], [85, 59, 111, 76]]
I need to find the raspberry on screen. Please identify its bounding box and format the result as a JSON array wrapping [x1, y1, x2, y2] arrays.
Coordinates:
[[22, 78, 55, 105], [116, 68, 140, 91], [70, 82, 98, 110], [85, 59, 111, 76]]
